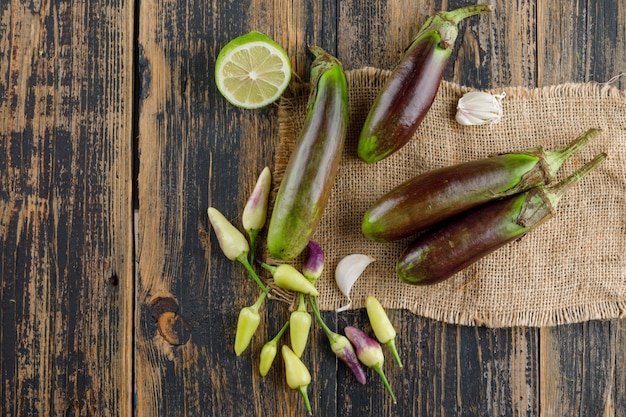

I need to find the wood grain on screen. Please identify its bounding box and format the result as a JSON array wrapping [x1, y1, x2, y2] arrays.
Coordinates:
[[2, 0, 624, 416], [0, 0, 134, 416]]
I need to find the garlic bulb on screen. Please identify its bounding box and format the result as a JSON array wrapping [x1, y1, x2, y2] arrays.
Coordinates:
[[455, 91, 506, 126], [335, 254, 374, 312]]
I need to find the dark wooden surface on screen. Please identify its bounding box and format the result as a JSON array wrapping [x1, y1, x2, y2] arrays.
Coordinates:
[[1, 0, 625, 416]]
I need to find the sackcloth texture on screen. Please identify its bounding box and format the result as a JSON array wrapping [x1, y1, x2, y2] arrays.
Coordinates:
[[270, 67, 626, 328]]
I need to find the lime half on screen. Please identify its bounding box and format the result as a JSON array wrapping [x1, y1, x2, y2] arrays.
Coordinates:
[[215, 31, 292, 109]]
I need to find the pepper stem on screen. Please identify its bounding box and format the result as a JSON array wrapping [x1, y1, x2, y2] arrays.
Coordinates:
[[269, 321, 290, 344], [238, 255, 269, 293], [297, 292, 307, 312], [297, 386, 312, 414], [543, 128, 601, 178], [309, 295, 336, 340], [386, 339, 403, 368], [252, 289, 269, 311], [374, 365, 397, 404], [247, 230, 259, 265]]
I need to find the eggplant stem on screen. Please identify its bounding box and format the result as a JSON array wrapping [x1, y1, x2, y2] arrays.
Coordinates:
[[549, 153, 607, 200], [544, 128, 601, 177], [444, 4, 494, 25]]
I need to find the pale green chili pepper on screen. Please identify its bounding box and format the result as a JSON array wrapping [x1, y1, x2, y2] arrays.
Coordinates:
[[290, 293, 312, 357], [234, 290, 268, 356], [242, 166, 272, 263], [208, 207, 268, 292], [282, 345, 312, 413], [259, 321, 289, 376], [365, 295, 403, 368], [261, 263, 319, 296]]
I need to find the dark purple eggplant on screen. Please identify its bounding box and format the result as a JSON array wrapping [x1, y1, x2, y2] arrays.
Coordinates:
[[362, 129, 600, 242], [358, 4, 494, 163], [396, 153, 607, 285], [267, 46, 348, 260]]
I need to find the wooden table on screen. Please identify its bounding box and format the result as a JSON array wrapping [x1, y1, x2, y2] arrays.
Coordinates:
[[2, 0, 625, 415]]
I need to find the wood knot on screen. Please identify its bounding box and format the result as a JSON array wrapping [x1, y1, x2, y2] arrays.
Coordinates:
[[149, 296, 191, 346]]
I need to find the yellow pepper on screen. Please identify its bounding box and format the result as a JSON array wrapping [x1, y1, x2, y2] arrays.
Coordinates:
[[234, 290, 268, 356], [289, 294, 312, 357], [262, 263, 319, 296], [365, 295, 403, 367], [282, 345, 312, 413], [259, 321, 289, 376]]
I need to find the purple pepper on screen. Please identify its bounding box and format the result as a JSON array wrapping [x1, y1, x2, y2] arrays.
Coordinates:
[[302, 241, 325, 283], [308, 296, 366, 384], [344, 326, 397, 403]]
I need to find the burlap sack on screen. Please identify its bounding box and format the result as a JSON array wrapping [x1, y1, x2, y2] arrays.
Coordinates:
[[273, 67, 626, 328]]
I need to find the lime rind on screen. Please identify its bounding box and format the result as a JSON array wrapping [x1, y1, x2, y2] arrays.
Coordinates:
[[215, 32, 292, 109]]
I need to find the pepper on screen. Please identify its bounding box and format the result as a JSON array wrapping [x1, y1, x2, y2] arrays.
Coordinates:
[[234, 290, 268, 356], [208, 207, 268, 292], [365, 296, 402, 368], [309, 295, 367, 384], [262, 263, 319, 296], [208, 207, 249, 261], [344, 326, 396, 403], [259, 321, 289, 376], [397, 153, 607, 285], [301, 241, 325, 283], [282, 345, 312, 413], [358, 4, 494, 163], [290, 293, 312, 357], [242, 166, 272, 263], [362, 128, 600, 242]]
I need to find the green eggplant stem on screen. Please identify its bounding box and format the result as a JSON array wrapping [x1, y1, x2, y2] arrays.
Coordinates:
[[445, 4, 494, 25], [547, 152, 607, 203], [238, 255, 269, 293], [543, 128, 601, 178]]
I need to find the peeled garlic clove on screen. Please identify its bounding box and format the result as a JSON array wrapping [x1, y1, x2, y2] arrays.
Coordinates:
[[335, 254, 374, 312], [456, 91, 505, 126]]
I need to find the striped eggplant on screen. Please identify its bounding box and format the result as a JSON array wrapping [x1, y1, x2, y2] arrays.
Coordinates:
[[362, 129, 600, 242], [267, 46, 348, 260], [396, 153, 607, 285], [358, 4, 494, 163]]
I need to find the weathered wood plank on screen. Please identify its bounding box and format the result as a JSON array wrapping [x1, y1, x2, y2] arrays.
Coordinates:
[[0, 0, 134, 416]]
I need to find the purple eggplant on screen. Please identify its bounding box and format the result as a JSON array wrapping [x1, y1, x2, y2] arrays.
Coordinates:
[[396, 153, 606, 285], [363, 129, 600, 242], [358, 4, 493, 163]]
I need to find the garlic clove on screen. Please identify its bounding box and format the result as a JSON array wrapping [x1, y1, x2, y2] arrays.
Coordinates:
[[456, 91, 506, 126], [335, 254, 374, 312]]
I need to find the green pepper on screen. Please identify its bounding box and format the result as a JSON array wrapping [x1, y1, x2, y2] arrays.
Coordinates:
[[234, 290, 268, 356], [259, 321, 289, 376], [290, 293, 312, 357], [262, 263, 319, 296], [282, 345, 312, 413], [365, 295, 402, 368]]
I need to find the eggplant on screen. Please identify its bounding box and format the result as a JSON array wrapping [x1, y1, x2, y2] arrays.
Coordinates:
[[357, 4, 494, 163], [396, 153, 607, 285], [267, 46, 348, 260], [362, 129, 600, 242]]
